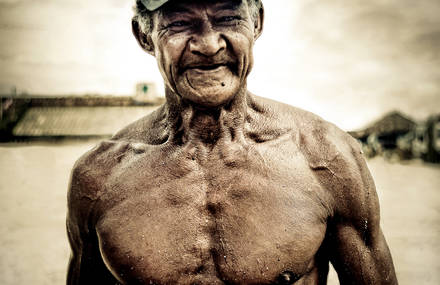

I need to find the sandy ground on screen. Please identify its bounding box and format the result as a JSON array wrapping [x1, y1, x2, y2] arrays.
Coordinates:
[[0, 141, 439, 284]]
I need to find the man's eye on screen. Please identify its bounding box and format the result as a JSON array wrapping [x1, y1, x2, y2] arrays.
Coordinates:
[[217, 16, 240, 23], [168, 21, 190, 28]]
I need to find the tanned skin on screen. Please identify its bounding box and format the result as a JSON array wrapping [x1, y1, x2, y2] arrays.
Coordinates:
[[66, 0, 398, 284]]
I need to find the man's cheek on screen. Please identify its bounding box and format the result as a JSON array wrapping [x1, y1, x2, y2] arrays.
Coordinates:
[[155, 53, 173, 88]]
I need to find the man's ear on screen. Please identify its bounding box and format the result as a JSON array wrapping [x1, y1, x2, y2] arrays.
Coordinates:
[[132, 19, 155, 56], [253, 4, 264, 40]]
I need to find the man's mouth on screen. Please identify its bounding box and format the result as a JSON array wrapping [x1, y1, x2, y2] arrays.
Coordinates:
[[192, 64, 223, 71], [183, 62, 236, 74], [186, 63, 227, 72]]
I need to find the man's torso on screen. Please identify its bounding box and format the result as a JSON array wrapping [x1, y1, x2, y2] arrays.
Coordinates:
[[73, 97, 352, 284]]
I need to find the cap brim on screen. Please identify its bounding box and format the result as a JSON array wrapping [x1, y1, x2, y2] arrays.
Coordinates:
[[140, 0, 169, 11]]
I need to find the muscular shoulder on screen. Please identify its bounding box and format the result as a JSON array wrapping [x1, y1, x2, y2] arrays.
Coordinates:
[[292, 105, 363, 173], [68, 105, 167, 208], [249, 94, 360, 155], [251, 95, 373, 215], [257, 95, 363, 178], [67, 140, 127, 229], [279, 101, 378, 226], [68, 106, 167, 204], [69, 141, 122, 200]]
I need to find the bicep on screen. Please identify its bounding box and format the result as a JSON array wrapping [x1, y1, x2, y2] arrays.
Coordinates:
[[66, 166, 117, 285], [328, 148, 397, 284], [66, 217, 118, 285], [301, 121, 398, 283], [328, 223, 397, 284], [66, 216, 90, 285]]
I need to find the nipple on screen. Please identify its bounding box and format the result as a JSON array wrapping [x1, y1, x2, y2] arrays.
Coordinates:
[[276, 271, 301, 284]]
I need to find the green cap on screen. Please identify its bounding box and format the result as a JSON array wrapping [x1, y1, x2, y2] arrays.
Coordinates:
[[140, 0, 169, 11]]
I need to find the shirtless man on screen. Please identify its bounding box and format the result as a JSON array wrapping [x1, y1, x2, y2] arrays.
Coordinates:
[[66, 0, 398, 284]]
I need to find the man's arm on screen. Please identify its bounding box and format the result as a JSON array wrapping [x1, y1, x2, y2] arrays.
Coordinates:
[[294, 109, 397, 284], [66, 158, 118, 285], [327, 143, 398, 284]]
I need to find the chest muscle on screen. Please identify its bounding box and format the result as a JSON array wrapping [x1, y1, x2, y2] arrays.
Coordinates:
[[95, 144, 329, 283]]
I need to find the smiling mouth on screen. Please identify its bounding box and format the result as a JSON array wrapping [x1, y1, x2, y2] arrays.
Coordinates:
[[184, 62, 238, 73], [189, 64, 225, 71]]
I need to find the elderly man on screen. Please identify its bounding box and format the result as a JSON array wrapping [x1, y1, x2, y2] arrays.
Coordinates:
[[67, 0, 398, 284]]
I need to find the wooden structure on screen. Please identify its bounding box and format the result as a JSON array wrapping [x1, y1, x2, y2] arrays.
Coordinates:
[[0, 95, 163, 141]]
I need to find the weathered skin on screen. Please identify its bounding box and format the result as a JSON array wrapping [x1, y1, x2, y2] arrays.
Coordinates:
[[67, 0, 397, 284]]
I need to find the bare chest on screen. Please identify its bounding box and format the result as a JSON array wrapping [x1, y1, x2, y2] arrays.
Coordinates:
[[95, 143, 330, 284]]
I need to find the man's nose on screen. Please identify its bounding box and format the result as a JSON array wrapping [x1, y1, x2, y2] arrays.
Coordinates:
[[189, 26, 226, 57]]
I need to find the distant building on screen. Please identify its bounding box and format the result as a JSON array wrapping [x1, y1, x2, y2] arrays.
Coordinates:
[[350, 111, 440, 163], [350, 111, 416, 157], [12, 105, 158, 138], [0, 82, 168, 141], [0, 93, 163, 142]]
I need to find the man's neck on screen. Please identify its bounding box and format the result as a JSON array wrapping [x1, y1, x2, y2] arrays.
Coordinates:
[[164, 86, 249, 148]]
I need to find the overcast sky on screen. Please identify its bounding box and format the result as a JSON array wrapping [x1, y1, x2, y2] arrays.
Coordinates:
[[0, 0, 439, 130]]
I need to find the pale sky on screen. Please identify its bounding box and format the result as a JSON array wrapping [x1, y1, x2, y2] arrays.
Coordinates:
[[0, 0, 439, 130]]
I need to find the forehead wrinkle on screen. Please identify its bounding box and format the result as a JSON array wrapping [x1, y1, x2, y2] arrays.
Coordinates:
[[159, 5, 192, 18], [161, 0, 243, 16], [213, 0, 243, 11]]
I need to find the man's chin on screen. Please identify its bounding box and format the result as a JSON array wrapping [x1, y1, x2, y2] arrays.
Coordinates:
[[176, 74, 240, 107], [177, 83, 239, 108]]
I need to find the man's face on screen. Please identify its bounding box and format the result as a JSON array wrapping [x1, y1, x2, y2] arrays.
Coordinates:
[[149, 0, 259, 107]]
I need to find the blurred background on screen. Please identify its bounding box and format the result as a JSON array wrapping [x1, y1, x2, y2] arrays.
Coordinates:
[[0, 0, 439, 284]]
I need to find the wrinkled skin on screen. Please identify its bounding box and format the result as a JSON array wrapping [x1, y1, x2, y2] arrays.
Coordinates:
[[66, 0, 398, 284]]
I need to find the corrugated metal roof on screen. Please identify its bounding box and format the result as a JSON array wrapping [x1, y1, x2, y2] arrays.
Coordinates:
[[351, 111, 416, 139], [13, 106, 158, 136]]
